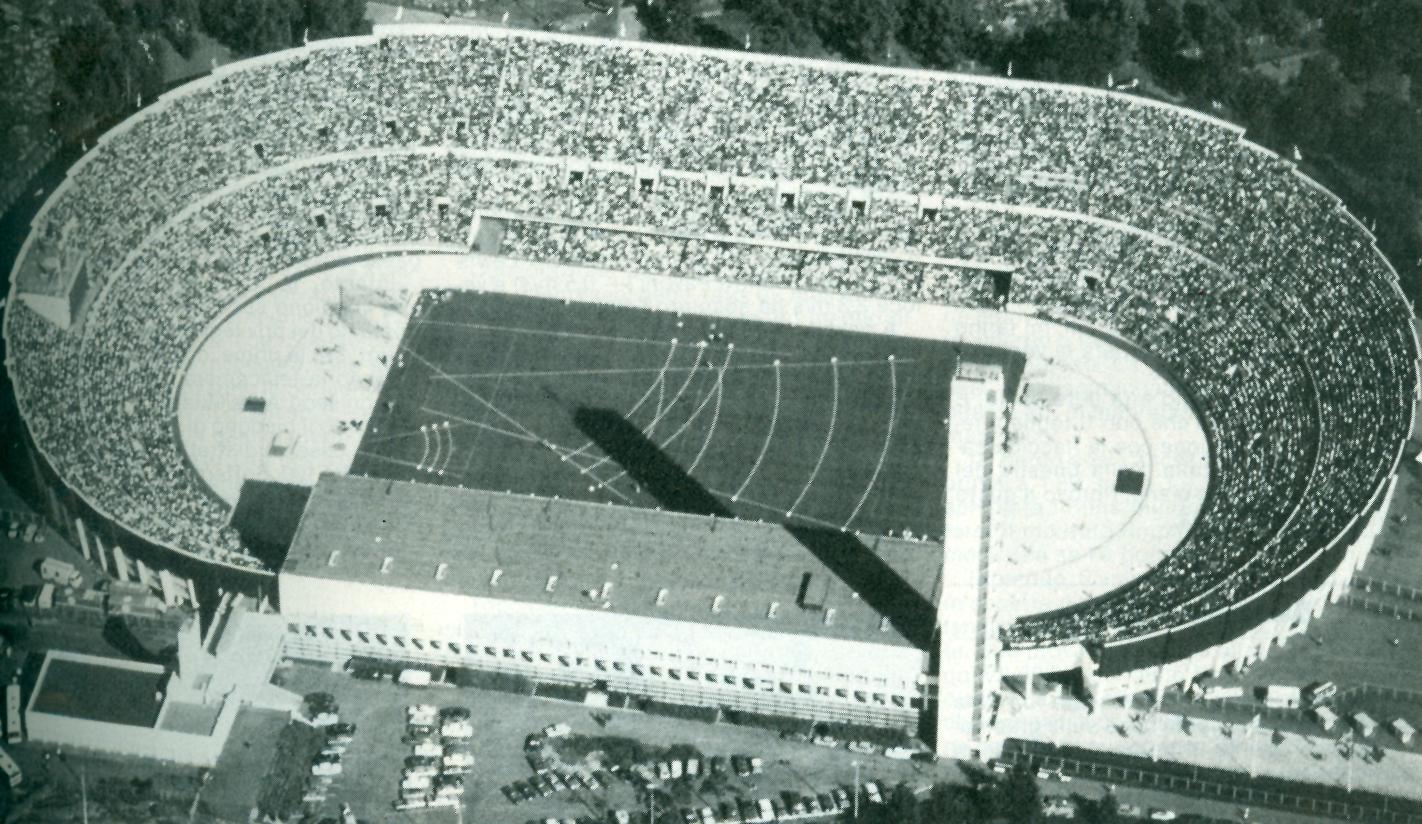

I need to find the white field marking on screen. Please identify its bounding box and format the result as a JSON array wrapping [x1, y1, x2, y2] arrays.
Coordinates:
[[417, 425, 432, 470], [788, 356, 838, 517], [731, 358, 782, 502], [560, 340, 678, 464], [427, 419, 443, 472], [433, 356, 904, 381], [841, 356, 898, 531], [417, 318, 792, 358], [436, 422, 454, 476], [423, 406, 542, 445], [400, 346, 556, 455], [423, 405, 633, 503], [709, 486, 842, 532], [584, 345, 706, 477], [687, 348, 733, 474], [360, 451, 428, 473], [604, 347, 733, 487]]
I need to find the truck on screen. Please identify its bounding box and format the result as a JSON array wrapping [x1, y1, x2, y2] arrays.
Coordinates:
[[39, 558, 81, 589], [397, 669, 432, 687]]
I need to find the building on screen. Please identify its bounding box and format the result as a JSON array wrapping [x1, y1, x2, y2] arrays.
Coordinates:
[[279, 471, 951, 729]]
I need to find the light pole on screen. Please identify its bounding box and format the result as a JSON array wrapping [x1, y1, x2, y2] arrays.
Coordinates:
[[852, 760, 860, 820]]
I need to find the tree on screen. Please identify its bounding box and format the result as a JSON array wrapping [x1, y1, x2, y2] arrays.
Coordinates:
[[301, 0, 370, 41], [896, 0, 978, 70], [994, 765, 1042, 823], [636, 0, 702, 46]]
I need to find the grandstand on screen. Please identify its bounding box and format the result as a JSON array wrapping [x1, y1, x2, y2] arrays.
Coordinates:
[[3, 24, 1417, 756]]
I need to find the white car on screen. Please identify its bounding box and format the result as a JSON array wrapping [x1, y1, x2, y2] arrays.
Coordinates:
[[401, 774, 433, 791], [412, 741, 443, 758], [883, 746, 918, 760], [864, 782, 883, 804], [392, 798, 429, 811], [543, 722, 572, 738], [1043, 797, 1077, 818], [443, 752, 475, 768], [441, 720, 474, 739], [1148, 810, 1178, 822], [811, 735, 840, 748], [847, 741, 878, 755], [670, 759, 684, 779], [403, 764, 439, 779], [311, 761, 341, 777], [407, 704, 438, 721]]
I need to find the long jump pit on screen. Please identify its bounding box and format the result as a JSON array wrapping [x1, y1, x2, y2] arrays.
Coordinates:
[[176, 249, 1209, 616]]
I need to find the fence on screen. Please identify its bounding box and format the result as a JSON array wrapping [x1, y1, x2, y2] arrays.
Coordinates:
[[1341, 593, 1421, 622], [1001, 740, 1422, 824], [1353, 577, 1422, 604]]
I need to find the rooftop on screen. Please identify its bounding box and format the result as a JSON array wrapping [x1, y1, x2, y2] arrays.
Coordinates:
[[282, 473, 944, 648]]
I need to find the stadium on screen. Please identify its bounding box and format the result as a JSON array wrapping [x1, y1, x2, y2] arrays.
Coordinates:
[[4, 24, 1418, 760]]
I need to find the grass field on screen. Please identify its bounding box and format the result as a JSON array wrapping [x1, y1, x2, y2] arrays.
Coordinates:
[[30, 658, 163, 728], [352, 289, 1017, 541]]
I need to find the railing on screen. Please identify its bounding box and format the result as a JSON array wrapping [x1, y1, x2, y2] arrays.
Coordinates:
[[1001, 741, 1422, 824]]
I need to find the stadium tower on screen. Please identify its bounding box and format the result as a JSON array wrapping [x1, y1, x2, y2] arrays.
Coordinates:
[[934, 362, 1005, 760]]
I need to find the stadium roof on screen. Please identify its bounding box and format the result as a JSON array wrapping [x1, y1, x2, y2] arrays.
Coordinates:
[[283, 472, 943, 648]]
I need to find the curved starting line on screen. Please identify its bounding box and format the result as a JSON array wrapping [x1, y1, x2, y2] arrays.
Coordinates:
[[427, 421, 443, 473], [585, 345, 706, 475], [731, 358, 782, 502], [687, 349, 732, 474], [417, 425, 432, 470], [607, 346, 734, 486], [787, 356, 839, 517], [842, 356, 897, 531], [561, 340, 678, 463]]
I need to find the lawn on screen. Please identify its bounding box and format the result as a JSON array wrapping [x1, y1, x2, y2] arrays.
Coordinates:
[[352, 289, 1018, 541]]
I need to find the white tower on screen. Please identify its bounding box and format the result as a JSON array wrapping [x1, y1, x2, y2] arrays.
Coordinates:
[[934, 362, 1004, 759]]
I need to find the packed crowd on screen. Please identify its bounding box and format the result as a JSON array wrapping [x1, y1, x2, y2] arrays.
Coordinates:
[[4, 31, 1415, 640]]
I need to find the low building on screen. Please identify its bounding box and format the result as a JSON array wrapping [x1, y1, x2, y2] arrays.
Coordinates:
[[278, 472, 944, 728]]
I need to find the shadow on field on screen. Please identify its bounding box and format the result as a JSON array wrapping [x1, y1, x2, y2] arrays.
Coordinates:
[[572, 407, 935, 650]]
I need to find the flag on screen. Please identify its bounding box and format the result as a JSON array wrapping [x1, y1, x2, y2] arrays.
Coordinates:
[[1007, 61, 1013, 77], [302, 27, 309, 45], [1107, 72, 1114, 87], [394, 5, 404, 20], [744, 33, 751, 50], [1292, 145, 1302, 162], [501, 11, 509, 23]]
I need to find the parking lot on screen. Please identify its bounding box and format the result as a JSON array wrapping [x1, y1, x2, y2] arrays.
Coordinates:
[[272, 662, 948, 823]]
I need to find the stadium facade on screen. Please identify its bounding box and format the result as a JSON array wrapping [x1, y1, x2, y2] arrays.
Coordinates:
[[4, 25, 1419, 759]]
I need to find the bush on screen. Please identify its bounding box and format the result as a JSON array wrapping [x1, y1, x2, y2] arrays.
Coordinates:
[[638, 698, 719, 723], [812, 720, 911, 748], [535, 681, 589, 703], [720, 707, 809, 736], [450, 667, 532, 695]]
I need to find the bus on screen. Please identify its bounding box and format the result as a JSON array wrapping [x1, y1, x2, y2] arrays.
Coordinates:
[[0, 745, 20, 788], [6, 681, 21, 744]]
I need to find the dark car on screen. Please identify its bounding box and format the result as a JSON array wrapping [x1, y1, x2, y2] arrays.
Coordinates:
[[441, 706, 472, 722], [708, 756, 726, 776], [0, 588, 14, 612], [501, 784, 521, 804], [325, 722, 357, 738], [730, 756, 750, 777]]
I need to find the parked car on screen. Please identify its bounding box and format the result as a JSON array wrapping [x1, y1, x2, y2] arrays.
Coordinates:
[[716, 800, 739, 823], [412, 741, 442, 758], [401, 774, 432, 791], [699, 805, 716, 824], [884, 746, 918, 760], [864, 782, 883, 804], [731, 756, 750, 777], [311, 761, 341, 777], [543, 722, 572, 738], [817, 792, 837, 812], [1117, 803, 1144, 818], [811, 735, 840, 748], [441, 720, 474, 739], [440, 706, 471, 721], [501, 784, 522, 804], [748, 756, 763, 774], [326, 722, 356, 740], [709, 756, 727, 776], [832, 788, 850, 810], [846, 741, 878, 755], [1148, 810, 1178, 822], [1043, 797, 1077, 818]]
